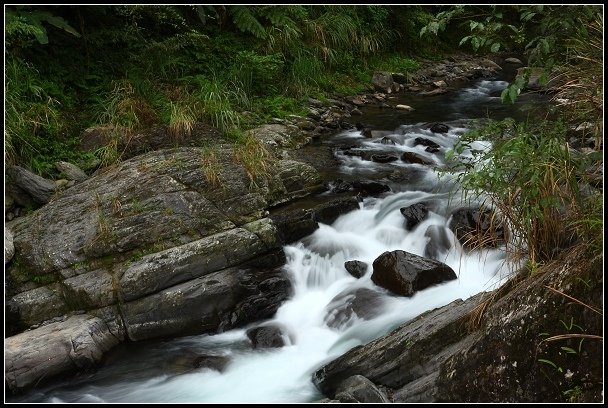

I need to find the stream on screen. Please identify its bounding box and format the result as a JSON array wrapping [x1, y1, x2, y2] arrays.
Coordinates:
[[10, 69, 551, 403]]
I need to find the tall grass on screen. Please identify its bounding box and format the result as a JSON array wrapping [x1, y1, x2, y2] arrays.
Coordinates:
[[552, 14, 603, 147], [452, 117, 601, 266]]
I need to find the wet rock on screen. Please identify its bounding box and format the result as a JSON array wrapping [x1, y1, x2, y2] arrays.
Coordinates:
[[5, 314, 120, 393], [312, 293, 487, 398], [313, 197, 361, 225], [424, 225, 453, 260], [401, 152, 435, 166], [429, 123, 450, 133], [194, 354, 231, 372], [400, 202, 430, 230], [246, 324, 287, 349], [351, 108, 363, 116], [379, 136, 396, 145], [334, 375, 391, 403], [344, 260, 368, 279], [6, 165, 57, 207], [371, 154, 398, 163], [371, 250, 457, 296], [55, 161, 88, 182], [270, 197, 359, 244], [324, 288, 385, 329], [327, 179, 352, 194], [122, 265, 291, 341], [352, 181, 391, 197], [343, 149, 372, 161], [414, 137, 441, 152], [355, 122, 367, 131], [448, 207, 506, 249]]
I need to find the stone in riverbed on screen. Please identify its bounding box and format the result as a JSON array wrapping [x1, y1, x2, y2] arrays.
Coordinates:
[[344, 260, 368, 279], [334, 375, 391, 403], [371, 250, 457, 296], [246, 324, 289, 349], [5, 314, 120, 393]]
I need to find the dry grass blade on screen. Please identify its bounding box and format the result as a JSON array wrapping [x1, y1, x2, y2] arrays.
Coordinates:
[[543, 285, 603, 315]]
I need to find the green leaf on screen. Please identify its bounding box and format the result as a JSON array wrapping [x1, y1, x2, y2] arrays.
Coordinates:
[[560, 346, 578, 354], [538, 359, 559, 370], [37, 11, 81, 38], [540, 38, 550, 53], [33, 25, 49, 44], [471, 36, 480, 51], [521, 11, 536, 22], [491, 42, 500, 52], [459, 35, 471, 46], [470, 21, 479, 31]]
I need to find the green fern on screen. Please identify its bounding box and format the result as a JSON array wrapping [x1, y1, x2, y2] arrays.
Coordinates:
[[5, 7, 80, 46], [230, 6, 267, 39]]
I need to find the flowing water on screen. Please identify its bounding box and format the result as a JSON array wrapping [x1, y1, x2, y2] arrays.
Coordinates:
[[11, 74, 550, 403]]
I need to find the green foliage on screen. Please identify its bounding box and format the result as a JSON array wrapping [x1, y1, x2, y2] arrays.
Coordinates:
[[230, 6, 268, 39], [5, 6, 80, 48], [230, 51, 285, 95], [252, 96, 306, 121], [370, 54, 420, 73]]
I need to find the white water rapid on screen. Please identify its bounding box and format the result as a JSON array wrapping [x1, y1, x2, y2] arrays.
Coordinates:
[[20, 79, 532, 404]]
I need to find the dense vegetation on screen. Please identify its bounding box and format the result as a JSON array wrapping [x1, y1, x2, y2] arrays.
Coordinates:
[[5, 4, 602, 267], [5, 5, 441, 176]]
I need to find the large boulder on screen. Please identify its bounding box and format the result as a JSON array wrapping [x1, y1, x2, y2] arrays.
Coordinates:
[[401, 151, 435, 166], [121, 264, 291, 341], [424, 225, 454, 260], [270, 197, 360, 245], [324, 288, 385, 330], [344, 260, 368, 279], [6, 165, 57, 207], [312, 292, 487, 398], [334, 375, 391, 403], [5, 314, 121, 393], [5, 145, 320, 341], [400, 202, 430, 230], [435, 249, 603, 402], [6, 147, 319, 282], [246, 324, 289, 349], [371, 250, 457, 296], [372, 71, 395, 93], [55, 161, 88, 182]]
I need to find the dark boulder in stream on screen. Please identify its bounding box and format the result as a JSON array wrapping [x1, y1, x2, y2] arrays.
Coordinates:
[[371, 250, 457, 296]]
